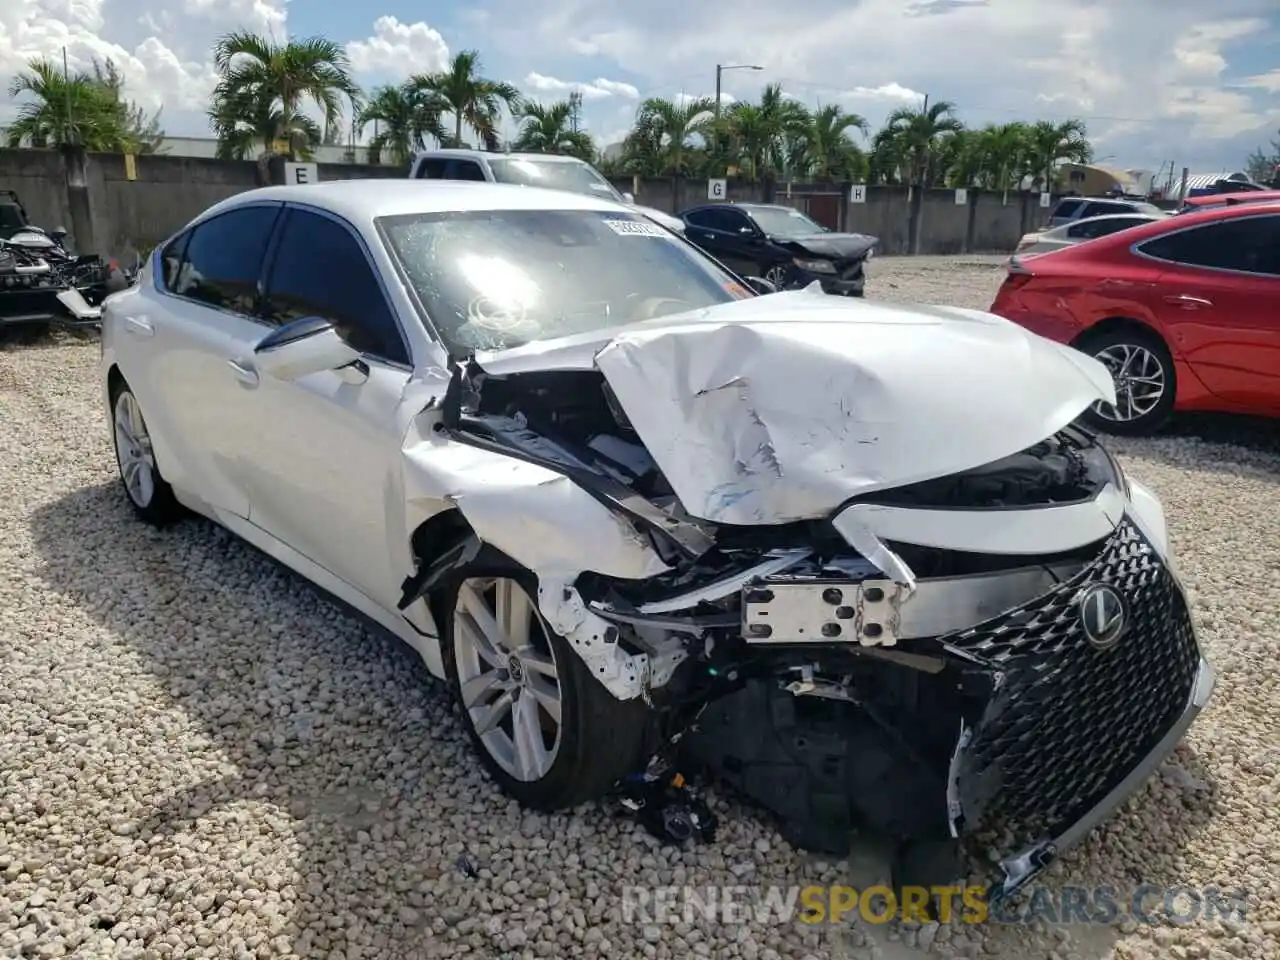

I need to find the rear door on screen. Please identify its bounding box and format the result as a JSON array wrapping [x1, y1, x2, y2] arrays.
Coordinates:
[[1137, 212, 1280, 410], [135, 203, 283, 518], [689, 207, 761, 275]]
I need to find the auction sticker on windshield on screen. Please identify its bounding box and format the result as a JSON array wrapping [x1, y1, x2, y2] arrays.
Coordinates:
[[603, 218, 671, 238]]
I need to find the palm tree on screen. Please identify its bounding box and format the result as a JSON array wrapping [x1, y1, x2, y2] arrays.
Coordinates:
[[410, 50, 521, 149], [936, 128, 979, 188], [209, 88, 322, 165], [625, 96, 715, 177], [880, 99, 964, 188], [209, 32, 361, 163], [717, 84, 811, 184], [1025, 119, 1092, 191], [5, 57, 135, 150], [359, 83, 446, 166], [974, 122, 1032, 202], [513, 101, 594, 160], [791, 104, 868, 181], [879, 99, 964, 252]]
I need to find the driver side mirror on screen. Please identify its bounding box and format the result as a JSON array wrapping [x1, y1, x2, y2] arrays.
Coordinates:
[[622, 191, 635, 203], [743, 276, 777, 295], [253, 315, 363, 382]]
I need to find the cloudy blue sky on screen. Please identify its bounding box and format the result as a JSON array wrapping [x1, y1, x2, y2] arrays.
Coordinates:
[[2, 0, 1278, 173]]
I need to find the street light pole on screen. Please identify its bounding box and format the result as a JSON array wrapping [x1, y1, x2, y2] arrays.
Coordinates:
[[713, 63, 763, 166]]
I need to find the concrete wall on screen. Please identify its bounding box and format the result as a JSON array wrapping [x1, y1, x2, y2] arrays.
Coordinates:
[[0, 147, 1050, 256]]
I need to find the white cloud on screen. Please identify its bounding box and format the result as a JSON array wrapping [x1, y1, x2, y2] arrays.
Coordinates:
[[481, 0, 1280, 170], [3, 0, 1277, 171], [1240, 69, 1280, 93], [523, 71, 638, 101], [346, 17, 449, 78], [839, 82, 923, 104], [0, 0, 231, 122]]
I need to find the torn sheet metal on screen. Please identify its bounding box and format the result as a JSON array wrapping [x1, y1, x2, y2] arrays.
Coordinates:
[[571, 291, 1118, 525], [399, 424, 669, 699], [400, 431, 670, 581]]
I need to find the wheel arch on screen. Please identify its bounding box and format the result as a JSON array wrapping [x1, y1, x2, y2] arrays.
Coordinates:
[[106, 362, 127, 400], [1071, 316, 1171, 354], [402, 507, 485, 625]]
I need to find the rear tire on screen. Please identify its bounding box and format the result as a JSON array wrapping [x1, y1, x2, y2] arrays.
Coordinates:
[[109, 378, 184, 526], [1075, 326, 1176, 436], [439, 556, 656, 810]]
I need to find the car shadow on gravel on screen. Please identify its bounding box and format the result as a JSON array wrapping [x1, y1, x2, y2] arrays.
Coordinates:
[[1104, 414, 1280, 481], [30, 481, 642, 958], [29, 481, 1227, 960]]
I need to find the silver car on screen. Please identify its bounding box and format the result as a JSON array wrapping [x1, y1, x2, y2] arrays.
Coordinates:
[[1014, 213, 1165, 256]]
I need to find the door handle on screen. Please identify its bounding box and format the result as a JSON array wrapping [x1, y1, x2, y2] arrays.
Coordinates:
[[123, 316, 153, 337], [227, 358, 259, 386], [1163, 294, 1212, 308]]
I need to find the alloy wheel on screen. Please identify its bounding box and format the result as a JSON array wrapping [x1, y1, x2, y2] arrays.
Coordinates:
[[452, 577, 563, 782], [114, 391, 157, 508], [1090, 343, 1167, 424]]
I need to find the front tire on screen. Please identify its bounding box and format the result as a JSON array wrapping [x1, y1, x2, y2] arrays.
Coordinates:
[[1076, 326, 1176, 436], [440, 558, 655, 810], [110, 379, 183, 526]]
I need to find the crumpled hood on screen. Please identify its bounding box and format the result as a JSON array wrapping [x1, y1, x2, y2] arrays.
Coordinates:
[[474, 289, 1116, 526], [772, 232, 876, 260]]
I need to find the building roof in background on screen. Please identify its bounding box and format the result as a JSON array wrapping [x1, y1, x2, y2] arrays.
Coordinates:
[[1169, 171, 1263, 198]]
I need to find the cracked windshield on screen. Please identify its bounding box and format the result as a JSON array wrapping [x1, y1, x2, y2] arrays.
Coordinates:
[[379, 209, 750, 354]]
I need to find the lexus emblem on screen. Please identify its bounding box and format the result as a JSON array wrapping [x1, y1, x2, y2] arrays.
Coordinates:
[[1078, 584, 1128, 650]]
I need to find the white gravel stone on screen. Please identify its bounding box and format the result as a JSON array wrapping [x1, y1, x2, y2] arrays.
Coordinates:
[[2, 258, 1278, 959]]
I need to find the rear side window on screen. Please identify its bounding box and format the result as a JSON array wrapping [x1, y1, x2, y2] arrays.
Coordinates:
[[449, 161, 488, 181], [1080, 201, 1127, 218], [1067, 219, 1106, 239], [1138, 215, 1280, 276], [415, 159, 448, 179], [1070, 216, 1146, 239], [1051, 199, 1083, 219], [172, 205, 280, 313], [702, 208, 748, 232], [262, 208, 409, 365]]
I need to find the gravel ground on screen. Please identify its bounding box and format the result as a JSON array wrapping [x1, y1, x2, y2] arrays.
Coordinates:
[[3, 258, 1280, 960]]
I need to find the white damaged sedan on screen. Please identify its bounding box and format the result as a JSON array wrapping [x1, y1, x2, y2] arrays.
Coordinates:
[[100, 180, 1214, 903]]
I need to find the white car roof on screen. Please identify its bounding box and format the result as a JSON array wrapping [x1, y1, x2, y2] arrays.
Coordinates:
[[412, 148, 591, 165], [195, 179, 634, 227]]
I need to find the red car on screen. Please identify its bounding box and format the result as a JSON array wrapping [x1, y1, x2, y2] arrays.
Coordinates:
[[989, 201, 1280, 434], [1176, 189, 1280, 214]]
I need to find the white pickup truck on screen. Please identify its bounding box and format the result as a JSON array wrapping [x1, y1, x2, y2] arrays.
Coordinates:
[[407, 149, 686, 234]]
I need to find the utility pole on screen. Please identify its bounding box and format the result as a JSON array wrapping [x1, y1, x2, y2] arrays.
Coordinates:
[[63, 47, 73, 146], [569, 90, 582, 134], [714, 63, 764, 165], [714, 65, 723, 129]]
